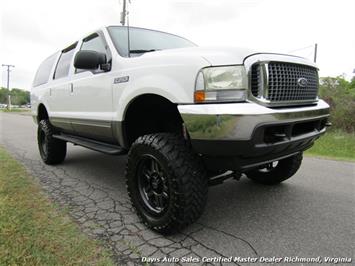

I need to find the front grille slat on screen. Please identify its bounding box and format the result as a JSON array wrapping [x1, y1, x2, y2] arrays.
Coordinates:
[[251, 62, 319, 105]]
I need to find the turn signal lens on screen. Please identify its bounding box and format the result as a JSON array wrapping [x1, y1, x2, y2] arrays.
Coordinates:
[[194, 90, 205, 102]]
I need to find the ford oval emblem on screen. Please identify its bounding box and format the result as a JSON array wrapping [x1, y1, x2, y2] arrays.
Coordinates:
[[297, 77, 308, 87]]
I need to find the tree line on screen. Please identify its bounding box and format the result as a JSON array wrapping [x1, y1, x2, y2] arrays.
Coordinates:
[[319, 76, 355, 133], [0, 88, 30, 106]]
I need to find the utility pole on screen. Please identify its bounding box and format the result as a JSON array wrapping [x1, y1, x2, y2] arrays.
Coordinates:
[[2, 64, 15, 110], [314, 43, 318, 63], [120, 0, 131, 57], [120, 0, 127, 26]]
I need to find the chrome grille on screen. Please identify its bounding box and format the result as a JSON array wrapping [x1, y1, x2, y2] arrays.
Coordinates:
[[251, 62, 319, 105]]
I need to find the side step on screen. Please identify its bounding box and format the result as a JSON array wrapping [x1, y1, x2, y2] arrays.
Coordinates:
[[53, 134, 127, 155]]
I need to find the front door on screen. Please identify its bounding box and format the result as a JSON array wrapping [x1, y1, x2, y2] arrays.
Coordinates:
[[69, 32, 115, 143]]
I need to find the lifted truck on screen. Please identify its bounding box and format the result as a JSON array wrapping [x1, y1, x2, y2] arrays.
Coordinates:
[[31, 26, 330, 233]]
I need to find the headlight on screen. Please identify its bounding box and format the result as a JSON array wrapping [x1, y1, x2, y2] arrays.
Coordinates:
[[194, 66, 247, 103]]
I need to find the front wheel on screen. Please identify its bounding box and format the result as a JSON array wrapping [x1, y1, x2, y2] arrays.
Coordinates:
[[126, 133, 208, 234], [246, 153, 303, 185]]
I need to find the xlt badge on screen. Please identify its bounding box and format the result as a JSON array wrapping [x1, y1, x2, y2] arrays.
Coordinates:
[[114, 76, 129, 84]]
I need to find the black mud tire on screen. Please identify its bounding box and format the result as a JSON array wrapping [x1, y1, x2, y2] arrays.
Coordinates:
[[246, 153, 303, 185], [126, 133, 208, 234], [37, 119, 67, 165]]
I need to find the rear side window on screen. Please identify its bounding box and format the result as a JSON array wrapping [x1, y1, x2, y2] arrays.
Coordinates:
[[33, 54, 57, 87], [53, 42, 77, 79]]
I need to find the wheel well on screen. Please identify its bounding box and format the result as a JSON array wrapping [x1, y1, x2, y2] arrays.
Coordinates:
[[124, 94, 183, 146], [37, 104, 48, 122]]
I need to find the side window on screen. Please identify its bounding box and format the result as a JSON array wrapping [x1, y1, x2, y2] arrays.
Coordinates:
[[81, 34, 107, 55], [53, 42, 77, 79], [33, 54, 57, 87], [76, 33, 109, 73]]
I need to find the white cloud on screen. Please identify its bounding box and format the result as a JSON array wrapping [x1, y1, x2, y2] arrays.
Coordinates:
[[1, 0, 354, 91]]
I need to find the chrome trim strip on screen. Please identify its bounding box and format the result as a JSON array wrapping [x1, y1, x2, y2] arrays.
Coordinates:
[[261, 63, 269, 99]]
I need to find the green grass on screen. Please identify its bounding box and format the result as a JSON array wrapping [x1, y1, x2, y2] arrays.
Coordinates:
[[306, 131, 355, 161], [0, 108, 30, 113], [0, 146, 114, 266]]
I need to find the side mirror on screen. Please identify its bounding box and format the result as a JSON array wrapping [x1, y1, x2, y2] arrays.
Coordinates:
[[74, 50, 107, 70]]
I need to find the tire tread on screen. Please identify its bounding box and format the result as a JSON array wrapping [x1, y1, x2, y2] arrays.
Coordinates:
[[125, 133, 207, 234], [38, 120, 66, 165]]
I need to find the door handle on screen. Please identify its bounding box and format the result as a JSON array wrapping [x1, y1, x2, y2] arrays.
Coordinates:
[[70, 83, 74, 93]]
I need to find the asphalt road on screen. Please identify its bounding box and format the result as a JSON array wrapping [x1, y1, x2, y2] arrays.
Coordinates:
[[0, 112, 354, 266]]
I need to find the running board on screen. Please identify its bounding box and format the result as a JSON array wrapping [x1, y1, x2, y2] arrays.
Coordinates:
[[53, 134, 127, 155]]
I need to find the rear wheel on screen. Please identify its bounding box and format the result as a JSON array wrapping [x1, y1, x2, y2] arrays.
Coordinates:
[[126, 133, 208, 234], [37, 119, 67, 165], [246, 153, 303, 185]]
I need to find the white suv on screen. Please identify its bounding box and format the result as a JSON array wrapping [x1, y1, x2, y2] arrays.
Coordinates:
[[31, 26, 330, 233]]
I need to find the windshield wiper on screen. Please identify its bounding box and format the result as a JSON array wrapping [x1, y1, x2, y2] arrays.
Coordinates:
[[129, 49, 157, 54]]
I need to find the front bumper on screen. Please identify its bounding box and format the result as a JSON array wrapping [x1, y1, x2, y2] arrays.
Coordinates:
[[178, 100, 330, 170]]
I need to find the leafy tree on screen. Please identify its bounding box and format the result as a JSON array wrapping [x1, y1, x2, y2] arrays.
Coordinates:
[[0, 87, 9, 103], [0, 87, 30, 105], [319, 76, 355, 132]]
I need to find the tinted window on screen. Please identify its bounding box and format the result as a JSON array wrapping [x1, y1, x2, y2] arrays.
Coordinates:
[[53, 43, 77, 79], [75, 34, 108, 73], [81, 34, 107, 54], [33, 54, 57, 87], [107, 26, 196, 57]]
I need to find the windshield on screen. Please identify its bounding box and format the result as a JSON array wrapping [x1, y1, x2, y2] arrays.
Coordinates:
[[107, 26, 196, 57]]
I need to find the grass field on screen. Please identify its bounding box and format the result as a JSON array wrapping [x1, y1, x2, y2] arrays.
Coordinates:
[[305, 131, 355, 161], [0, 146, 114, 266], [0, 108, 30, 112]]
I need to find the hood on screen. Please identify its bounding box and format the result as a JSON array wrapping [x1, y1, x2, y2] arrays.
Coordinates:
[[141, 46, 257, 66]]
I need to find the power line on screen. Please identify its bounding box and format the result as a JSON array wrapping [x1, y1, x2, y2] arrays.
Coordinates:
[[288, 45, 314, 54], [288, 43, 318, 63], [2, 64, 15, 110]]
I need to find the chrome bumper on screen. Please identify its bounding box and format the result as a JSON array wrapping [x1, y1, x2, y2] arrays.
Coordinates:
[[178, 100, 330, 141]]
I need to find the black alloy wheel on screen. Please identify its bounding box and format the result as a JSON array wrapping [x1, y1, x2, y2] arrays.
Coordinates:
[[137, 154, 170, 215]]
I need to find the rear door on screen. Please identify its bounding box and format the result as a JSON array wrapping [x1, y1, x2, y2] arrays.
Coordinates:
[[48, 43, 78, 133], [69, 32, 114, 143]]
